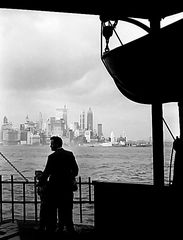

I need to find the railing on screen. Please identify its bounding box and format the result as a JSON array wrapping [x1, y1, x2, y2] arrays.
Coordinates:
[[0, 175, 94, 225]]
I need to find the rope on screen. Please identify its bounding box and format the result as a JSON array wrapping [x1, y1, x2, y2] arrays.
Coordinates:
[[162, 117, 175, 140], [0, 152, 29, 182], [109, 21, 123, 46]]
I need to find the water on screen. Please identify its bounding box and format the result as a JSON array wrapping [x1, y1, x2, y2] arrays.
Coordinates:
[[0, 142, 175, 224], [0, 142, 174, 183]]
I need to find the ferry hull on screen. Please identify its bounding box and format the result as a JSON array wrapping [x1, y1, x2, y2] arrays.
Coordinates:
[[102, 18, 183, 104]]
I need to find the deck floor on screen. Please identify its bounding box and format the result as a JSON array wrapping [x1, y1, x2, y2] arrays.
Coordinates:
[[0, 220, 96, 240]]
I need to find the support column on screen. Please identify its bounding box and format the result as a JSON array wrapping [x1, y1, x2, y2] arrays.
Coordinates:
[[150, 17, 164, 187], [152, 103, 164, 187]]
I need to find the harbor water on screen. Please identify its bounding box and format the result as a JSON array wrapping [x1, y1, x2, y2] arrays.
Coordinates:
[[0, 142, 174, 225]]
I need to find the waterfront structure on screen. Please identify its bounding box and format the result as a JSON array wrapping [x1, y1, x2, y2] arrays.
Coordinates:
[[2, 129, 20, 145], [97, 124, 103, 139], [74, 122, 79, 131], [80, 111, 85, 130], [47, 117, 66, 137], [1, 117, 12, 132], [85, 130, 91, 142], [110, 131, 115, 143], [1, 116, 19, 145], [30, 133, 40, 145], [56, 105, 68, 130], [87, 107, 93, 133], [20, 130, 27, 144], [118, 136, 127, 146], [24, 116, 37, 134], [38, 112, 43, 131], [62, 105, 68, 129], [1, 109, 135, 146]]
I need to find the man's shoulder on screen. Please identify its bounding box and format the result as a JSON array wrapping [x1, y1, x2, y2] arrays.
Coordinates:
[[48, 151, 57, 158], [62, 148, 74, 156], [48, 148, 74, 159]]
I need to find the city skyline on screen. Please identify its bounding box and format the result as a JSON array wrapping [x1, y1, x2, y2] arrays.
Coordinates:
[[0, 10, 182, 141], [1, 106, 119, 139]]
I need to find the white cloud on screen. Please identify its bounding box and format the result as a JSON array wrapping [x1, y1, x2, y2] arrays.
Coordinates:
[[0, 9, 181, 140]]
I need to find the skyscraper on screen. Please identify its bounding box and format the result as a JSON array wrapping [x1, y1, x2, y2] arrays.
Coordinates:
[[80, 111, 85, 130], [3, 116, 8, 124], [38, 112, 43, 131], [87, 107, 93, 132], [56, 105, 68, 130], [62, 105, 68, 129], [97, 123, 103, 138]]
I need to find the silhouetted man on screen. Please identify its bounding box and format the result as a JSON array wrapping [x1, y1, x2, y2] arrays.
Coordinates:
[[40, 136, 79, 233]]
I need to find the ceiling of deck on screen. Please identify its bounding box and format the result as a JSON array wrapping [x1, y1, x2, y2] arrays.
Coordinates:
[[0, 2, 183, 19]]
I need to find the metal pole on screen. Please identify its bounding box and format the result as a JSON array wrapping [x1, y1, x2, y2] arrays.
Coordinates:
[[0, 152, 29, 182], [0, 175, 2, 222], [11, 175, 15, 222], [150, 17, 164, 187]]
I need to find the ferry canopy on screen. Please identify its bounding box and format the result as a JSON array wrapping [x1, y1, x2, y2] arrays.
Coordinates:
[[0, 2, 183, 20]]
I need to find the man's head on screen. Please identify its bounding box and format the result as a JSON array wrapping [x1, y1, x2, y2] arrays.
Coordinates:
[[50, 136, 63, 151]]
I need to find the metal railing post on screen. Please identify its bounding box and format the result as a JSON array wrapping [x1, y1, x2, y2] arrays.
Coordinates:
[[34, 176, 38, 222], [79, 176, 83, 223], [88, 177, 92, 203], [0, 175, 94, 225], [23, 182, 26, 222], [0, 175, 2, 223], [11, 175, 15, 222]]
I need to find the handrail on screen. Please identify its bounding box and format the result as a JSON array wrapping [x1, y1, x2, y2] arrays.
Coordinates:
[[0, 175, 94, 225]]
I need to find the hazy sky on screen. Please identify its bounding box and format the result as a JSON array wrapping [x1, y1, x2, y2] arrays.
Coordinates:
[[0, 9, 182, 140]]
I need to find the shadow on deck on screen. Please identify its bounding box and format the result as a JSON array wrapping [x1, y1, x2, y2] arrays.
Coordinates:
[[0, 220, 96, 240], [19, 221, 96, 240]]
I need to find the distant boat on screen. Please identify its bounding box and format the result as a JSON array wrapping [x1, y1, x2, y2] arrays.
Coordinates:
[[100, 142, 112, 147], [100, 142, 127, 147], [135, 143, 152, 147], [112, 140, 126, 147], [112, 143, 126, 147]]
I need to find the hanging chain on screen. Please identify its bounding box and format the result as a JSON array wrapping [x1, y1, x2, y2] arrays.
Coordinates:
[[102, 20, 119, 52]]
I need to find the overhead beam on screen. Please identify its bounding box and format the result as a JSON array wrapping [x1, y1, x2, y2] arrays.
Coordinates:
[[0, 2, 182, 20]]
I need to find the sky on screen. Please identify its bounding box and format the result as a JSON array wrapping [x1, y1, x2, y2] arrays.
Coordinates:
[[0, 9, 183, 141]]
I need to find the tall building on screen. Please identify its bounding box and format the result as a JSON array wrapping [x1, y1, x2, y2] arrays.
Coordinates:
[[85, 130, 91, 143], [3, 116, 8, 124], [1, 116, 12, 142], [97, 123, 103, 138], [80, 111, 85, 130], [24, 116, 36, 134], [38, 112, 43, 131], [62, 105, 68, 129], [1, 116, 19, 145], [56, 105, 68, 130], [2, 116, 12, 130], [2, 129, 19, 145], [110, 131, 115, 143], [87, 107, 93, 132], [74, 122, 79, 131]]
